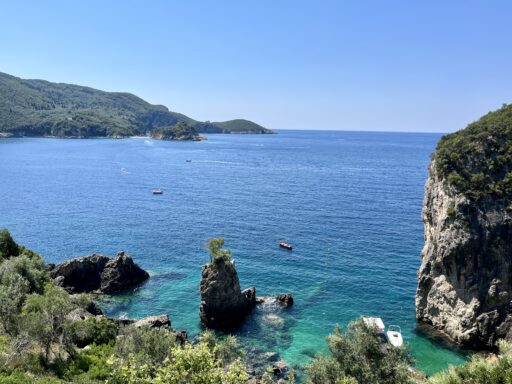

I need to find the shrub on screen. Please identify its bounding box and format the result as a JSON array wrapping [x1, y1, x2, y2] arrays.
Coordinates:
[[70, 317, 116, 348], [109, 330, 247, 384], [20, 283, 74, 361], [114, 325, 179, 369], [0, 229, 19, 260], [0, 254, 48, 294], [307, 319, 413, 384], [64, 342, 114, 382], [428, 340, 512, 384], [207, 238, 232, 264], [447, 204, 457, 218]]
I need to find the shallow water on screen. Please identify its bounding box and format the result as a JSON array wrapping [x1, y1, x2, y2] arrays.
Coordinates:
[[0, 131, 467, 376]]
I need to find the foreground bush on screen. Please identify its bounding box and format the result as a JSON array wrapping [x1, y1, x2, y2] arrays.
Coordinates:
[[108, 328, 247, 384], [428, 340, 512, 384], [307, 319, 413, 384]]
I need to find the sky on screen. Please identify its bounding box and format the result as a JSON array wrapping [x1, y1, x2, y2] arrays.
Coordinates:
[[1, 0, 511, 132]]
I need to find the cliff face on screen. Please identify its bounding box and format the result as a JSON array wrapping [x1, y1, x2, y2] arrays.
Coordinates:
[[199, 259, 256, 329], [416, 114, 512, 348]]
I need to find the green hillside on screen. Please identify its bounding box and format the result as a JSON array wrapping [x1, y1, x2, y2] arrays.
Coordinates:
[[212, 119, 269, 133], [0, 72, 273, 137]]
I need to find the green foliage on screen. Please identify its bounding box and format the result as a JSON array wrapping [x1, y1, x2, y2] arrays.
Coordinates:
[[63, 342, 114, 382], [0, 246, 48, 336], [209, 119, 270, 134], [428, 340, 512, 384], [447, 204, 457, 218], [70, 317, 116, 348], [151, 122, 201, 141], [0, 253, 48, 294], [0, 229, 19, 260], [207, 238, 233, 264], [435, 103, 512, 201], [307, 319, 413, 384], [21, 283, 74, 361], [109, 330, 247, 384], [114, 325, 178, 370], [0, 72, 271, 137], [0, 371, 64, 383]]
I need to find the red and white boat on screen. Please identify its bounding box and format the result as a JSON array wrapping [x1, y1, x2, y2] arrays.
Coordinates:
[[278, 241, 293, 250]]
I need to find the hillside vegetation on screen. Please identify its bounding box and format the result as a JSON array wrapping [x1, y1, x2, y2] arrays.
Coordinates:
[[150, 122, 203, 141], [435, 103, 512, 201], [0, 72, 272, 138]]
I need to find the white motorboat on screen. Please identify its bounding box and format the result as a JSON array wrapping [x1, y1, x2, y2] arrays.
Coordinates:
[[152, 188, 163, 195], [386, 325, 403, 348]]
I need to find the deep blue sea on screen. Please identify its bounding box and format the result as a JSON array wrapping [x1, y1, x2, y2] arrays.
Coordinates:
[[0, 131, 466, 376]]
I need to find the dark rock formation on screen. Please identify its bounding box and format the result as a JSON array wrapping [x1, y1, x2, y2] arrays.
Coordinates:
[[416, 105, 512, 349], [275, 294, 294, 307], [199, 258, 256, 329], [49, 251, 149, 294]]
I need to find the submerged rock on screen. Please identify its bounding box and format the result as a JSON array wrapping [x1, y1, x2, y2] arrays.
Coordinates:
[[49, 251, 149, 294], [416, 105, 512, 349], [199, 258, 256, 329], [275, 293, 294, 306]]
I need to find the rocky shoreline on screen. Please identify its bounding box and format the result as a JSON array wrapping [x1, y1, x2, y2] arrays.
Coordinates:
[[49, 244, 296, 382]]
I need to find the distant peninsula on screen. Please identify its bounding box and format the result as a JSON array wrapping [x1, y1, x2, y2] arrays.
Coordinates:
[[0, 72, 273, 138]]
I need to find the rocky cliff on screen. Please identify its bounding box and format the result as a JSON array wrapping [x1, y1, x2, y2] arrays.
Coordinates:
[[199, 258, 256, 329], [416, 104, 512, 349]]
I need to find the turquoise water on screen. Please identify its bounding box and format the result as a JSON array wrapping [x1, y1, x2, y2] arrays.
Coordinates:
[[0, 131, 466, 375]]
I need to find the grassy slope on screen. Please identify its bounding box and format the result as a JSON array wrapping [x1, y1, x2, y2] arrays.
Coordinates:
[[0, 72, 272, 137]]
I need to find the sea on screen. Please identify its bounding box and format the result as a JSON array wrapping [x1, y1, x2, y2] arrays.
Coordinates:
[[0, 130, 467, 377]]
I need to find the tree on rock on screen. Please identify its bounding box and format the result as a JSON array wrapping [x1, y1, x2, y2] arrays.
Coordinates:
[[200, 239, 256, 329], [207, 238, 232, 264]]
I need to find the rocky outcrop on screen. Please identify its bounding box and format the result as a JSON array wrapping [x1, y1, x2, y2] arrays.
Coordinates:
[[111, 314, 171, 329], [49, 251, 149, 294], [133, 314, 171, 329], [199, 258, 256, 329], [275, 294, 294, 307], [416, 161, 512, 348]]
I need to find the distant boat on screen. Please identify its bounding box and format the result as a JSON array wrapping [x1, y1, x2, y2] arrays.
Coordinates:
[[186, 160, 192, 163], [278, 241, 293, 250], [152, 189, 163, 195], [386, 325, 403, 348]]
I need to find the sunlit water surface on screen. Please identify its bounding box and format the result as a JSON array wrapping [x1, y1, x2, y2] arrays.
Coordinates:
[[0, 131, 467, 377]]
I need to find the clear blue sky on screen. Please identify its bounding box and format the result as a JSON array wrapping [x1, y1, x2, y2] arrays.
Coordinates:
[[1, 0, 511, 132]]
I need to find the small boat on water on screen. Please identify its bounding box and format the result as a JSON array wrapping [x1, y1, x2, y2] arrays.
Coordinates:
[[363, 317, 403, 348], [186, 160, 192, 163], [386, 325, 403, 348], [152, 188, 163, 195], [278, 241, 293, 250]]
